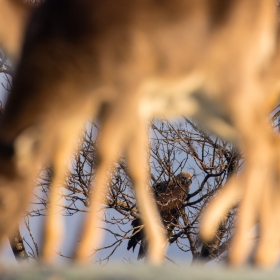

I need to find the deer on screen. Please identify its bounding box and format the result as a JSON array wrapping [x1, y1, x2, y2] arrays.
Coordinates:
[[200, 24, 280, 267], [0, 0, 279, 267]]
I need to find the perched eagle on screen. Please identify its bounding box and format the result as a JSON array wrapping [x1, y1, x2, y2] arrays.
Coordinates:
[[127, 172, 192, 259]]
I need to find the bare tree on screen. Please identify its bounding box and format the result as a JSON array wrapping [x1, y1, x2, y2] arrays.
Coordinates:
[[0, 59, 242, 263], [19, 116, 240, 264], [8, 228, 29, 263]]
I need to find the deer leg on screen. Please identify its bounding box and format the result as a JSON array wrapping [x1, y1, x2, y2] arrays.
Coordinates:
[[41, 104, 95, 262], [41, 129, 79, 262], [200, 80, 279, 266], [75, 93, 165, 263], [125, 118, 166, 264], [74, 101, 131, 261]]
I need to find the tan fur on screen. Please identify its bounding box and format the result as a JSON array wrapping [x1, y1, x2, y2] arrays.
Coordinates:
[[0, 0, 278, 266], [0, 0, 33, 60], [201, 25, 280, 267]]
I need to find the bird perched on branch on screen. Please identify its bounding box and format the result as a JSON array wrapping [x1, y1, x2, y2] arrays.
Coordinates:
[[127, 172, 192, 259]]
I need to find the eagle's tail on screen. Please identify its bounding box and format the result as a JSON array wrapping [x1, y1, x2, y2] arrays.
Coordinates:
[[137, 238, 148, 260], [127, 218, 144, 252]]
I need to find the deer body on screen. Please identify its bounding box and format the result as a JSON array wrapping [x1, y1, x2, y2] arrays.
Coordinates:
[[0, 0, 278, 265]]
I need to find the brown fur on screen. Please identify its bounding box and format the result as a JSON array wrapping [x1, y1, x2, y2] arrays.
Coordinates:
[[0, 0, 278, 266]]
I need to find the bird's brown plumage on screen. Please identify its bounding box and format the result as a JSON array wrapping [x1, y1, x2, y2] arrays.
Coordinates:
[[127, 172, 192, 259]]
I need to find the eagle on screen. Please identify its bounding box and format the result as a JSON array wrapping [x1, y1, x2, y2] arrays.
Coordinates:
[[127, 172, 192, 259]]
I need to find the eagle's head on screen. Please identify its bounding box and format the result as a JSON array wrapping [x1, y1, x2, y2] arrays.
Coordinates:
[[176, 172, 192, 186]]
